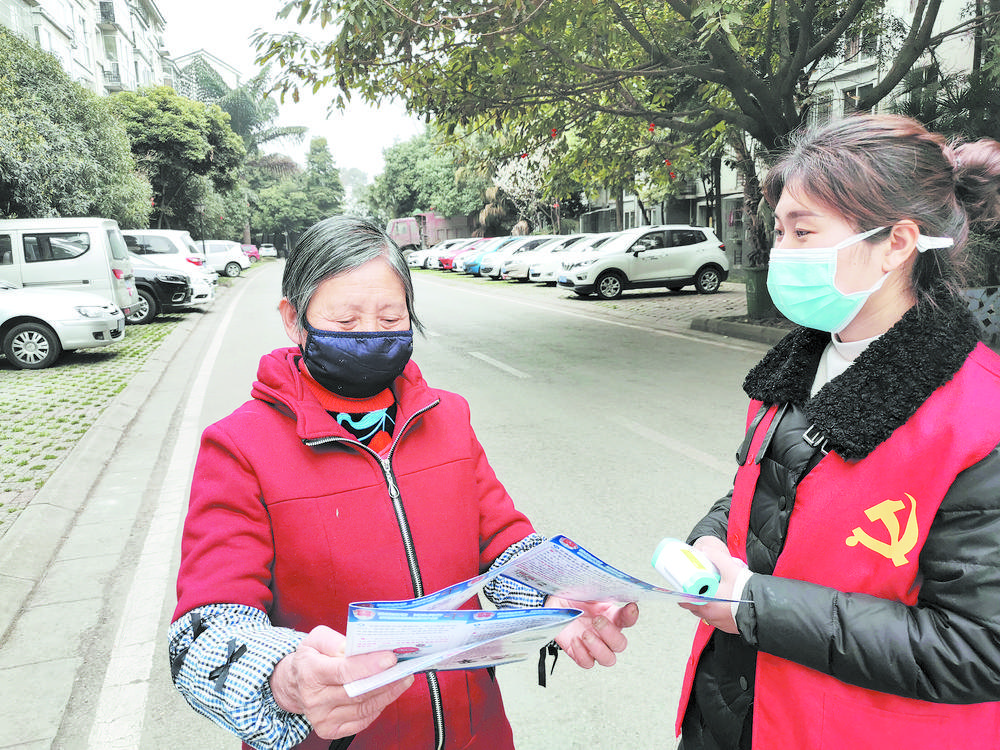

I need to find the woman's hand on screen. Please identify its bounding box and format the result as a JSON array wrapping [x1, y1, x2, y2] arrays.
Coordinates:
[[677, 536, 748, 635], [547, 598, 640, 668], [269, 625, 414, 740]]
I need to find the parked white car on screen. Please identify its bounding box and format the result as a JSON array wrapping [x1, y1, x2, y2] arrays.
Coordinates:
[[407, 238, 465, 269], [259, 243, 278, 258], [122, 230, 216, 308], [203, 240, 251, 277], [557, 225, 729, 298], [478, 236, 554, 279], [406, 247, 434, 269], [0, 280, 124, 369], [525, 234, 603, 283]]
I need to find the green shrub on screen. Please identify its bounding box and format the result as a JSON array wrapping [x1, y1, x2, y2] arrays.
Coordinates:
[[0, 27, 152, 223]]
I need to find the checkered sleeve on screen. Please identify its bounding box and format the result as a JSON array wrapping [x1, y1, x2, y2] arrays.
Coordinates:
[[168, 603, 311, 750], [482, 533, 549, 609]]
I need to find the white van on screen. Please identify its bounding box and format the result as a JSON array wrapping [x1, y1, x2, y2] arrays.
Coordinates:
[[0, 218, 139, 316]]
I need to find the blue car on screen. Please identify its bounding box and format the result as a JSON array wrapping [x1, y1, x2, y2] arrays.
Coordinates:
[[462, 237, 519, 275]]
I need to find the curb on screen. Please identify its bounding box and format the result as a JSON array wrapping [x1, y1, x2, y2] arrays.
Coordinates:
[[0, 306, 205, 641], [690, 316, 790, 346]]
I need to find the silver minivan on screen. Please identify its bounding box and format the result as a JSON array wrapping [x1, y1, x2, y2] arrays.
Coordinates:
[[0, 218, 139, 316]]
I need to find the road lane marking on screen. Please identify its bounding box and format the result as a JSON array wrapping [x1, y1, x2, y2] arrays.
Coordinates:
[[87, 278, 253, 748], [469, 351, 530, 378], [414, 275, 762, 353], [612, 416, 733, 477]]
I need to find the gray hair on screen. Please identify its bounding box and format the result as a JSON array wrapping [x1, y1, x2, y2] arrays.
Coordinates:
[[281, 215, 423, 333]]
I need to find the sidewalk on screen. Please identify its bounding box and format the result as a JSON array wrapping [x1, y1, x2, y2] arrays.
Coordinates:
[[0, 287, 224, 748]]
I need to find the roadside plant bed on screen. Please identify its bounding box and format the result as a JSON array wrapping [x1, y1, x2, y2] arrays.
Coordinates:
[[717, 314, 796, 330], [0, 313, 185, 539]]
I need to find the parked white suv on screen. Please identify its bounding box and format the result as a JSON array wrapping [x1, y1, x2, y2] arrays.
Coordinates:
[[557, 225, 728, 299], [121, 229, 216, 307], [203, 240, 251, 277]]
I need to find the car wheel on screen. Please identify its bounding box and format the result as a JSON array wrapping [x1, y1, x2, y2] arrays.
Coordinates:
[[3, 322, 62, 369], [127, 289, 158, 325], [224, 262, 242, 278], [695, 265, 723, 294], [595, 271, 624, 299]]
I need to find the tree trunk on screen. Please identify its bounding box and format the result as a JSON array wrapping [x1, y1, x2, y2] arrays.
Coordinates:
[[710, 156, 723, 233], [636, 195, 650, 226], [728, 136, 778, 320]]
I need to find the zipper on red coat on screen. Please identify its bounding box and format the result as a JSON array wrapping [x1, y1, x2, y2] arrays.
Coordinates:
[[377, 454, 446, 750], [306, 399, 446, 749]]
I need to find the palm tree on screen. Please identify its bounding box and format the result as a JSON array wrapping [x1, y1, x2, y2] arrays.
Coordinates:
[[187, 60, 308, 241]]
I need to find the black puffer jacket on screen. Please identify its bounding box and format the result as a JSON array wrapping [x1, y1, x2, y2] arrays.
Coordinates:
[[682, 291, 1000, 750]]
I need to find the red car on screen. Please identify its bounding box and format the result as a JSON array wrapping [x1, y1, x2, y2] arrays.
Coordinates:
[[438, 238, 485, 270], [241, 244, 261, 263]]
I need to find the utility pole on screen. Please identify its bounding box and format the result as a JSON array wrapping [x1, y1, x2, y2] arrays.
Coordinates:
[[194, 204, 206, 254]]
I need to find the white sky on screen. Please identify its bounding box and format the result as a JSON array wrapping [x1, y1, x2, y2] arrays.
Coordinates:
[[158, 0, 424, 181]]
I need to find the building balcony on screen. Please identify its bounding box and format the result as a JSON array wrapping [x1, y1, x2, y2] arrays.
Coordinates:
[[103, 64, 124, 91], [97, 1, 118, 29]]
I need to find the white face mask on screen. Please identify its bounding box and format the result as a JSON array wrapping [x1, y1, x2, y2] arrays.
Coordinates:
[[766, 227, 951, 333]]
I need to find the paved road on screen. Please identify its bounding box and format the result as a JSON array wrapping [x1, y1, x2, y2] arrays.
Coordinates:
[[0, 262, 773, 749]]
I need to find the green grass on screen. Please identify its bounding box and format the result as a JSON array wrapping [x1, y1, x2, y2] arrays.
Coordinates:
[[0, 314, 186, 533]]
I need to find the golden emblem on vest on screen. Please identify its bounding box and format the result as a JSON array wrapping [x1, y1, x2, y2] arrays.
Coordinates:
[[845, 494, 919, 567]]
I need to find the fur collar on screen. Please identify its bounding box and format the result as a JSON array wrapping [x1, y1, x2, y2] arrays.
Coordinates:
[[743, 289, 982, 460]]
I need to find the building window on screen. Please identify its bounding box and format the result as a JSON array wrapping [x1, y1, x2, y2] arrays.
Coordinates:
[[809, 95, 833, 127], [103, 32, 117, 61], [843, 83, 874, 115], [844, 30, 877, 60], [79, 18, 91, 64]]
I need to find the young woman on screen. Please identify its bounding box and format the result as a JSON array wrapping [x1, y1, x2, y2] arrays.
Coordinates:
[[676, 114, 1000, 749]]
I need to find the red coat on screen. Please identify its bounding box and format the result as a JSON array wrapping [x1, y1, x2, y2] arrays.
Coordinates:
[[678, 342, 1000, 748], [174, 348, 535, 749]]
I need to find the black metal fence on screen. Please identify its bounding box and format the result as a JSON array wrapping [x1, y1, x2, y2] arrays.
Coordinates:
[[964, 286, 1000, 348]]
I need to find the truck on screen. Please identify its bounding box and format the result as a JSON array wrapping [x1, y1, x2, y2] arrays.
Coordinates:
[[387, 212, 477, 252]]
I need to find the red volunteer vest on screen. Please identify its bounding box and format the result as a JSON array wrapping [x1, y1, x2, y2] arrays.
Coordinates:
[[678, 343, 1000, 748]]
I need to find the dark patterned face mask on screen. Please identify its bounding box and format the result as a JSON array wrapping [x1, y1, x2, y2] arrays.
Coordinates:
[[300, 322, 413, 398]]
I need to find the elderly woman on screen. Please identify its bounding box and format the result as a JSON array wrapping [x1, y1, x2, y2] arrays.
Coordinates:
[[169, 215, 639, 750]]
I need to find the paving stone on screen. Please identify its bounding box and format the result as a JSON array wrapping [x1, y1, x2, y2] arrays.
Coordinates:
[[30, 554, 121, 608], [0, 658, 82, 747], [0, 598, 102, 668]]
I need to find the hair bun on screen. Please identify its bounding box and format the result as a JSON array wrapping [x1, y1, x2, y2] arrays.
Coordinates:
[[949, 139, 1000, 226]]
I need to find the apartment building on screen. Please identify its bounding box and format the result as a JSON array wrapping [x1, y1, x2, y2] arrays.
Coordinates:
[[0, 0, 175, 94], [172, 49, 242, 101]]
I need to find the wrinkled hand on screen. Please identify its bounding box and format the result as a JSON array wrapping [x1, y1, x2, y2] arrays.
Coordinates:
[[677, 536, 747, 635], [547, 598, 639, 669], [269, 625, 414, 740]]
